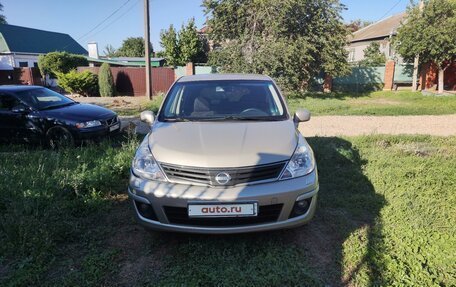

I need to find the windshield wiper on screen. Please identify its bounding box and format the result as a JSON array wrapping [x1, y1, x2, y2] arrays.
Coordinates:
[[163, 117, 192, 122], [40, 102, 75, 110], [197, 116, 281, 121]]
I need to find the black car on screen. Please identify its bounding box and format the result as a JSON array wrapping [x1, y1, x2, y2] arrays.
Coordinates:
[[0, 85, 120, 147]]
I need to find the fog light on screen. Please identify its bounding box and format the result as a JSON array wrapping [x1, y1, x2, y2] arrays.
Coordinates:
[[135, 200, 158, 221], [290, 198, 311, 218]]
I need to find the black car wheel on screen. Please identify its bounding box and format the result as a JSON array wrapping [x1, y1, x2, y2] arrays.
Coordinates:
[[46, 127, 74, 149]]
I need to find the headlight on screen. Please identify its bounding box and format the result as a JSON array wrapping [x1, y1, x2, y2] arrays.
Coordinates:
[[132, 138, 166, 181], [280, 139, 315, 180], [75, 120, 102, 129]]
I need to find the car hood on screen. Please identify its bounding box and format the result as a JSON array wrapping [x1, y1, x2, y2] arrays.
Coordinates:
[[40, 103, 115, 122], [149, 120, 298, 168]]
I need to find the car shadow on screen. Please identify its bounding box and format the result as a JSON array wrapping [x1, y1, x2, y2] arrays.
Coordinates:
[[134, 136, 387, 286], [286, 137, 387, 286]]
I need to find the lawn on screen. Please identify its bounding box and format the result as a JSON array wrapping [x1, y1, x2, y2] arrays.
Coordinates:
[[287, 91, 456, 116], [0, 135, 455, 286]]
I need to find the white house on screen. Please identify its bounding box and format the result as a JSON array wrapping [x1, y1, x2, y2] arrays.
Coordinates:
[[347, 13, 406, 64], [0, 24, 87, 70]]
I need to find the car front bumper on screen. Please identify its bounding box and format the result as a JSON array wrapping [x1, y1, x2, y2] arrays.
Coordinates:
[[128, 169, 319, 234], [72, 123, 121, 141]]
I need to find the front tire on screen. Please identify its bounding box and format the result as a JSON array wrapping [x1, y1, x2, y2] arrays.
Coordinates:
[[46, 127, 74, 149]]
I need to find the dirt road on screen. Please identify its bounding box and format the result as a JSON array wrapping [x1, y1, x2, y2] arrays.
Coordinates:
[[299, 115, 456, 137], [121, 115, 456, 136]]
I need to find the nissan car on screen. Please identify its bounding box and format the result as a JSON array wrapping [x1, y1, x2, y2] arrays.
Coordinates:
[[128, 74, 318, 234]]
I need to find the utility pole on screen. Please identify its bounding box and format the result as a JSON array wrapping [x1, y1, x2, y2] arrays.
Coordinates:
[[144, 0, 152, 100], [412, 0, 425, 92]]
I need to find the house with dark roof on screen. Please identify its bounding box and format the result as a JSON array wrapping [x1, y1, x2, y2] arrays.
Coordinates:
[[347, 13, 406, 63], [0, 24, 87, 70]]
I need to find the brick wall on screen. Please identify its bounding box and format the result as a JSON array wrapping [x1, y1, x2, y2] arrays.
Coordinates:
[[185, 62, 195, 76], [383, 60, 395, 90], [323, 75, 333, 93], [420, 61, 456, 91]]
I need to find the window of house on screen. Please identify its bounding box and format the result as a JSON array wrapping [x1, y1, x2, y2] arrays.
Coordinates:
[[33, 62, 39, 68], [348, 49, 356, 62], [18, 62, 28, 67]]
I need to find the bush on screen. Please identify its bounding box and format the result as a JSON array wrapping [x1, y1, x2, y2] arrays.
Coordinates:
[[98, 63, 116, 97], [57, 70, 99, 97], [38, 52, 88, 78]]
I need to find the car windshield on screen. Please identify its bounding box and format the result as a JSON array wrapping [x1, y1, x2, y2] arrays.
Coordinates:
[[14, 88, 75, 110], [159, 80, 287, 122]]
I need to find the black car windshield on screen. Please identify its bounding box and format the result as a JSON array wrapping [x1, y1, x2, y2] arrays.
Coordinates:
[[14, 88, 75, 110], [159, 80, 287, 122]]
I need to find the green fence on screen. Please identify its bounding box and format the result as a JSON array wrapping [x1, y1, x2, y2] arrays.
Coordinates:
[[333, 66, 385, 92], [394, 64, 414, 84], [174, 66, 185, 78], [331, 64, 413, 92]]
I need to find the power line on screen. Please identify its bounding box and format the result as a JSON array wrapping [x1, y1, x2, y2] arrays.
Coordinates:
[[77, 0, 132, 41], [82, 0, 141, 42], [377, 0, 403, 22]]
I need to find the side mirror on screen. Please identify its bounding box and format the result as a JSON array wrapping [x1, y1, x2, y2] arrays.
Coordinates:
[[11, 104, 29, 114], [294, 109, 311, 123], [140, 111, 155, 125]]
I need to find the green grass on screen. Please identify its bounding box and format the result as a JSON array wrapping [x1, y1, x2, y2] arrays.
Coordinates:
[[1, 135, 455, 286], [0, 135, 139, 286], [288, 90, 456, 116]]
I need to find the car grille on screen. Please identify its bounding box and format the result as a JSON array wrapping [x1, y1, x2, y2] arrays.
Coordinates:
[[163, 204, 283, 227], [101, 116, 118, 126], [160, 161, 287, 186]]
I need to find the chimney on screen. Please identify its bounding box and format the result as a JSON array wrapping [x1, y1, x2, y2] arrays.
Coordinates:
[[88, 42, 99, 59]]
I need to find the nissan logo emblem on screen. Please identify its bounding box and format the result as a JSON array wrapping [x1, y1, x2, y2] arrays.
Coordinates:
[[215, 172, 231, 185]]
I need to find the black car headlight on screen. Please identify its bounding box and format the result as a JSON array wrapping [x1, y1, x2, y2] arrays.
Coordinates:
[[75, 120, 102, 129]]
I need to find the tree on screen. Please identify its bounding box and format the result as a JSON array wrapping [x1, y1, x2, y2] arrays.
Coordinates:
[[178, 19, 209, 64], [98, 63, 116, 97], [394, 0, 456, 93], [103, 44, 117, 57], [203, 0, 350, 92], [155, 51, 166, 58], [115, 37, 152, 57], [38, 52, 88, 78], [160, 24, 181, 66], [359, 42, 386, 66], [0, 2, 7, 24], [160, 19, 209, 66], [346, 19, 373, 33]]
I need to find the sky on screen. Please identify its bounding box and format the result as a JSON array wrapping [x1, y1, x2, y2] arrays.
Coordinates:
[[2, 0, 409, 56]]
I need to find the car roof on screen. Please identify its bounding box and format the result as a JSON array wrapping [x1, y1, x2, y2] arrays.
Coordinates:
[[0, 85, 43, 92], [177, 73, 273, 83]]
